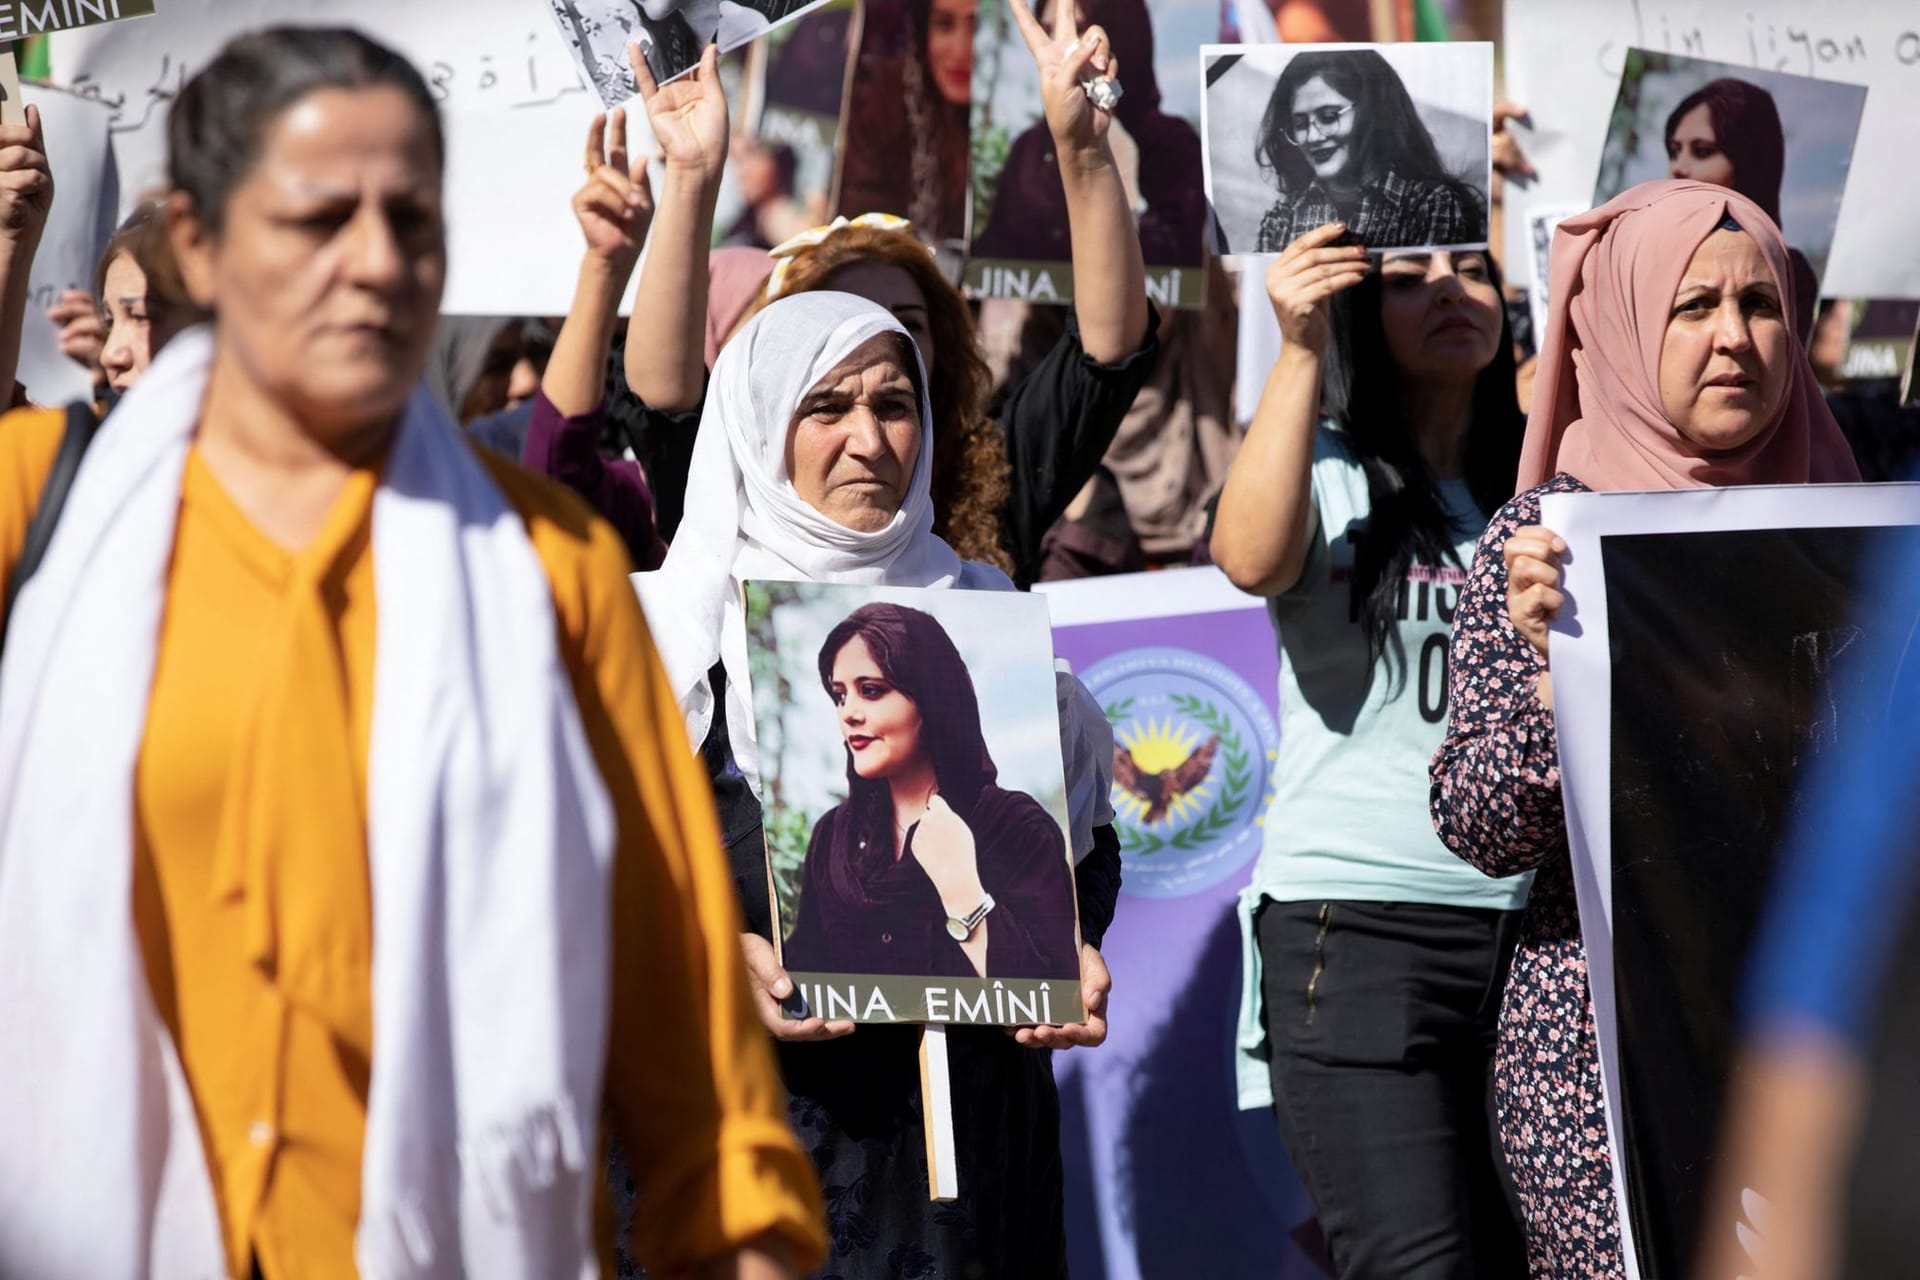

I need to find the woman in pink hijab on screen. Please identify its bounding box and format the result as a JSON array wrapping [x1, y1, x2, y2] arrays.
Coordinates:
[[1428, 179, 1858, 1276]]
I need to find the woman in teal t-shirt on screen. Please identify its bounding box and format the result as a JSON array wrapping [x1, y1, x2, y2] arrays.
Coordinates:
[[1211, 222, 1530, 1278]]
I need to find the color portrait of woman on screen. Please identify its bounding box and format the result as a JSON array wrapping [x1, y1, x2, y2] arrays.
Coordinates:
[[780, 602, 1080, 982], [1662, 76, 1818, 334], [835, 0, 974, 245], [1253, 48, 1485, 253]]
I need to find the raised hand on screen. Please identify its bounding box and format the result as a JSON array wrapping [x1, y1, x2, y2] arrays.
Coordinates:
[[0, 105, 52, 248], [912, 794, 986, 910], [1504, 524, 1567, 660], [1012, 943, 1110, 1050], [1265, 222, 1371, 355], [572, 108, 654, 271], [1007, 0, 1115, 166], [629, 39, 729, 184]]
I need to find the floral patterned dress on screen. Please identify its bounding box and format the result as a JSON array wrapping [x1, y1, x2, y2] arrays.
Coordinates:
[[1428, 474, 1628, 1279]]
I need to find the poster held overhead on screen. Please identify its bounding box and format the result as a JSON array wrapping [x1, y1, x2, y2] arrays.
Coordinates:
[[1591, 48, 1866, 313], [1202, 41, 1492, 260], [833, 0, 970, 247], [967, 0, 1212, 308], [1543, 483, 1920, 1280], [549, 0, 836, 102]]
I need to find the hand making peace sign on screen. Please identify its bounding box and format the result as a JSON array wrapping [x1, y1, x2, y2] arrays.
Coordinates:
[[627, 39, 729, 184], [1006, 0, 1117, 164]]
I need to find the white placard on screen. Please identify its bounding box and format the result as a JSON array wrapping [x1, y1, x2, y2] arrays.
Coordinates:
[[48, 0, 644, 316], [18, 84, 118, 406], [1503, 0, 1912, 300], [1541, 480, 1920, 1280]]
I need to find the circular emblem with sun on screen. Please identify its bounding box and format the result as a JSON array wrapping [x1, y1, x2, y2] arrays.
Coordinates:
[[1083, 646, 1279, 898]]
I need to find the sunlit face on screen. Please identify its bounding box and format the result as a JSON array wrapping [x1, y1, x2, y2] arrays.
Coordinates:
[[1378, 250, 1503, 378], [817, 262, 935, 378], [831, 633, 926, 780], [785, 334, 922, 532], [1657, 229, 1791, 453], [927, 0, 977, 107], [1288, 76, 1357, 184], [98, 253, 156, 395], [172, 85, 445, 443], [1666, 104, 1736, 187]]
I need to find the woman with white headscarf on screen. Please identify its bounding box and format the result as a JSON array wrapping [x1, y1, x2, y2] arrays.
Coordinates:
[[636, 289, 1121, 1278]]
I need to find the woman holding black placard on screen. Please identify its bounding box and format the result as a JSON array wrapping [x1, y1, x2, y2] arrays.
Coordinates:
[[1431, 181, 1860, 1276]]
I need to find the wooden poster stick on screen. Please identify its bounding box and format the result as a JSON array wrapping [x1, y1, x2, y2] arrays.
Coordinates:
[[0, 48, 21, 128], [919, 1023, 959, 1201]]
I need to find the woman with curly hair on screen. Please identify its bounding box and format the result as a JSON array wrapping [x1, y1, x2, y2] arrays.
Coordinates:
[[617, 15, 1156, 587]]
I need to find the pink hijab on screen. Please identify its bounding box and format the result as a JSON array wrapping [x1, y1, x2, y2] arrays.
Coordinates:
[[1515, 179, 1858, 493], [704, 247, 776, 368]]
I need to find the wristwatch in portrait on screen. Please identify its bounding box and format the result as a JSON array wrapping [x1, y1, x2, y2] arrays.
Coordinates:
[[945, 894, 996, 942]]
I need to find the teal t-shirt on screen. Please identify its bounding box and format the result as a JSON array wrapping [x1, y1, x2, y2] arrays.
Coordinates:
[[1235, 426, 1531, 1110], [1248, 426, 1531, 911]]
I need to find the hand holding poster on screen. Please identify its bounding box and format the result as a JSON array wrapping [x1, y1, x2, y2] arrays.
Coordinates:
[[747, 581, 1084, 1026], [1202, 41, 1492, 259], [1542, 483, 1920, 1280], [967, 0, 1212, 307], [1591, 50, 1866, 295], [1501, 0, 1916, 299]]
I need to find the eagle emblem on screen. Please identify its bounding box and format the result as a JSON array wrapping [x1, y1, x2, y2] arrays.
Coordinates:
[[1113, 734, 1219, 825]]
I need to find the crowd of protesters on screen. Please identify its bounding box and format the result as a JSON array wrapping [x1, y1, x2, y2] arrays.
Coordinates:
[[0, 8, 1911, 1280]]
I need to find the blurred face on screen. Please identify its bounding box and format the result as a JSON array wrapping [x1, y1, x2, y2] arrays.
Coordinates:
[[1666, 104, 1736, 187], [1378, 250, 1504, 378], [927, 0, 977, 107], [733, 136, 780, 206], [172, 85, 445, 442], [98, 253, 157, 394], [830, 634, 927, 780], [818, 262, 935, 378], [1658, 229, 1791, 453], [1287, 76, 1357, 185], [785, 334, 922, 532]]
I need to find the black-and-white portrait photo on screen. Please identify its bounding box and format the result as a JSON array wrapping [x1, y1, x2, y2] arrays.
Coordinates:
[[549, 0, 823, 101], [1202, 42, 1492, 257]]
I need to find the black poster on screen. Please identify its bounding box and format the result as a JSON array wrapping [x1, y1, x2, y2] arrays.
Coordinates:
[[1602, 524, 1917, 1277]]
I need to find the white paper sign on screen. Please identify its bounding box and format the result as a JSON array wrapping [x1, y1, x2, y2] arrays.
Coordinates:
[[1541, 481, 1920, 1280], [18, 84, 118, 405], [1503, 0, 1913, 299], [48, 0, 644, 315]]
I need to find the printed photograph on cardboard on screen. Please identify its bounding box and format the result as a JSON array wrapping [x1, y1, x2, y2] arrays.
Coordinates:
[[967, 0, 1213, 308], [1593, 49, 1866, 292], [717, 0, 856, 248], [834, 0, 972, 247], [747, 581, 1083, 1026], [1202, 41, 1492, 258], [549, 0, 829, 101]]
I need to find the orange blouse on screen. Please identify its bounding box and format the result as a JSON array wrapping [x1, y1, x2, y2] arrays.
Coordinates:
[[0, 409, 825, 1279]]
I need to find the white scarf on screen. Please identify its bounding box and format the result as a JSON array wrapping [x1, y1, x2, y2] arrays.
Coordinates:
[[636, 292, 1007, 784], [0, 328, 617, 1278], [634, 292, 1113, 860]]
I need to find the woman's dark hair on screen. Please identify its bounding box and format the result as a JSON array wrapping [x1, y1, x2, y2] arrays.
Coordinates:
[[168, 27, 443, 233], [1257, 49, 1469, 205], [1663, 77, 1785, 225], [816, 602, 998, 894], [1321, 251, 1525, 686]]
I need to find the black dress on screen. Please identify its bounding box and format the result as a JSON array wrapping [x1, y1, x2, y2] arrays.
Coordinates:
[[674, 670, 1123, 1280]]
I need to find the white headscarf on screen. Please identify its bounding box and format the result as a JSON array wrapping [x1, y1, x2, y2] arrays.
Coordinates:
[[636, 292, 1010, 785]]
